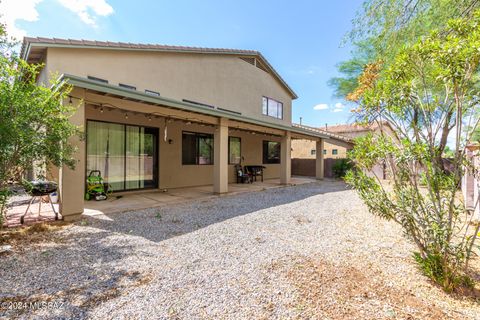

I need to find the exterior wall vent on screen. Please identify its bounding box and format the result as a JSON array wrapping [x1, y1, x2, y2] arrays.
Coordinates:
[[182, 99, 215, 109], [239, 57, 255, 66], [87, 76, 108, 83], [119, 83, 136, 90], [255, 59, 269, 73]]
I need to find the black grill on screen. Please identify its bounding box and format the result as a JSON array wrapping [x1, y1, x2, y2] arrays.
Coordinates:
[[29, 181, 58, 196]]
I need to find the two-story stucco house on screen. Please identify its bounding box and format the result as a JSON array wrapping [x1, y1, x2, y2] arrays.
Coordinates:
[[21, 37, 329, 221]]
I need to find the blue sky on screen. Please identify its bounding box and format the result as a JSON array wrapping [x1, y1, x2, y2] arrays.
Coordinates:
[[1, 0, 363, 127]]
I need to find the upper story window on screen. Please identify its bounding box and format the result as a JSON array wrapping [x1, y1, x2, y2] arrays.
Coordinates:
[[262, 97, 283, 119], [332, 149, 338, 155], [119, 83, 136, 90]]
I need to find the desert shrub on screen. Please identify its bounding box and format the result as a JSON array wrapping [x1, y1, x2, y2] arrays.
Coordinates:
[[345, 13, 480, 292], [333, 159, 353, 178]]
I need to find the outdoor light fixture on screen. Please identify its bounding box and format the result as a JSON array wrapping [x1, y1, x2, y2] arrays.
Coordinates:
[[148, 115, 152, 121], [125, 113, 129, 119], [69, 96, 73, 104]]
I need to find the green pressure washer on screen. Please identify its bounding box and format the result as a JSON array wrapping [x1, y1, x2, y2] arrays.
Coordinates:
[[85, 170, 112, 201]]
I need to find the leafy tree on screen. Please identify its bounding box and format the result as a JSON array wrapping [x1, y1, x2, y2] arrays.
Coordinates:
[[328, 40, 377, 98], [345, 13, 480, 292], [0, 24, 80, 225], [331, 0, 480, 100]]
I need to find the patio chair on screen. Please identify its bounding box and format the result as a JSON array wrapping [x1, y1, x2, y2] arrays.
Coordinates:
[[235, 164, 252, 184], [245, 165, 266, 182]]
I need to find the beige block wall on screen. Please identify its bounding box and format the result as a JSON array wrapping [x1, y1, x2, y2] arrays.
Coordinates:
[[291, 139, 353, 159], [85, 103, 282, 190], [43, 47, 293, 125]]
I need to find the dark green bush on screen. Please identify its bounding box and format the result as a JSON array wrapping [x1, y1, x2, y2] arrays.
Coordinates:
[[332, 159, 353, 178]]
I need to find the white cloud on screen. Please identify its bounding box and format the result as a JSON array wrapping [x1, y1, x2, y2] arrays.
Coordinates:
[[331, 102, 346, 112], [0, 0, 114, 40], [313, 103, 329, 110], [0, 0, 43, 40], [57, 0, 114, 27]]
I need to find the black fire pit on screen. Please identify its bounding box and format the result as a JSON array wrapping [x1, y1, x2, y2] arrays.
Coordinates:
[[21, 180, 59, 224]]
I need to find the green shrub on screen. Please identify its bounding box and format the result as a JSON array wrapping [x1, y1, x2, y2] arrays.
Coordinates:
[[345, 12, 480, 293], [332, 159, 353, 179]]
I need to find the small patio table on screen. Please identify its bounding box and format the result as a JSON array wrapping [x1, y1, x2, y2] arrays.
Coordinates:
[[244, 165, 266, 182]]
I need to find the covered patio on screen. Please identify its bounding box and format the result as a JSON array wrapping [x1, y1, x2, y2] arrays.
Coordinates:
[[51, 75, 329, 222]]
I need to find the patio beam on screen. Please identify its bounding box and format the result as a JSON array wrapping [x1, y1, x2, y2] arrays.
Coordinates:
[[280, 131, 291, 184], [214, 117, 229, 193], [316, 138, 325, 180]]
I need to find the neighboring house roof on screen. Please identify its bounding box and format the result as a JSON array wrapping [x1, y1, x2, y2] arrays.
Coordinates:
[[20, 37, 298, 99], [59, 74, 328, 139], [323, 122, 388, 134], [292, 123, 353, 143]]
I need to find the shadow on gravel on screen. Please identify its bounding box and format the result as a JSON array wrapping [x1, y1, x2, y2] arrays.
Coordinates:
[[85, 181, 349, 243], [0, 182, 347, 319], [0, 227, 152, 320]]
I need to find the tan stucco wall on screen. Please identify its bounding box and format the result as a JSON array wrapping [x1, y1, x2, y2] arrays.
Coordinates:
[[43, 47, 293, 125], [291, 139, 353, 159]]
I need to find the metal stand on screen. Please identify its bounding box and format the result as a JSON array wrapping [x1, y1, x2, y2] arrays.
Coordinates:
[[20, 194, 58, 225]]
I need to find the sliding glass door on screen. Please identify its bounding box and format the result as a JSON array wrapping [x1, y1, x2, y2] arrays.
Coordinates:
[[87, 120, 158, 192]]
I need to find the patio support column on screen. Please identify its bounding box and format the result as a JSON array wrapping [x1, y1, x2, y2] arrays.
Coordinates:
[[280, 131, 291, 184], [59, 89, 85, 221], [316, 138, 325, 180], [214, 117, 229, 194]]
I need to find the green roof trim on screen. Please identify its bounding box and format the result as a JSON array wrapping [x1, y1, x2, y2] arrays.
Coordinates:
[[60, 74, 328, 139]]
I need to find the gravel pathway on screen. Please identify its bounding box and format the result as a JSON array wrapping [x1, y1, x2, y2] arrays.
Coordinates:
[[1, 181, 479, 319]]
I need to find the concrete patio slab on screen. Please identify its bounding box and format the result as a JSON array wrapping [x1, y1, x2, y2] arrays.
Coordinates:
[[84, 177, 317, 216], [3, 177, 318, 227]]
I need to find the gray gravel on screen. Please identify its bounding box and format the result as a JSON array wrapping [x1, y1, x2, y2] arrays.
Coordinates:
[[1, 181, 479, 319]]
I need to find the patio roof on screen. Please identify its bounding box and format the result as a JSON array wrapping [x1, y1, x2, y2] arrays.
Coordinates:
[[59, 74, 330, 140]]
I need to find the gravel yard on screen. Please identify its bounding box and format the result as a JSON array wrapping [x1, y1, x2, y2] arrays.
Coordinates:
[[1, 181, 479, 319]]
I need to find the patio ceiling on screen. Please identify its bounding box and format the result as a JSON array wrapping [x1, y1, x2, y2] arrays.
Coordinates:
[[60, 74, 330, 141]]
